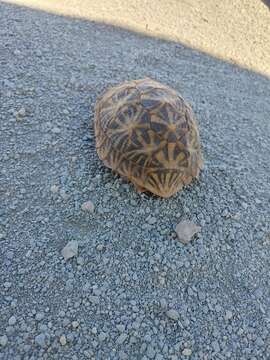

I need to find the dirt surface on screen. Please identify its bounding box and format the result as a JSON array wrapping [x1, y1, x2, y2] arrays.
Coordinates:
[[0, 1, 270, 359], [5, 0, 270, 76]]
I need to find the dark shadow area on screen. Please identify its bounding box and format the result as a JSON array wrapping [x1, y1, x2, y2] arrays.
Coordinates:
[[261, 0, 270, 9], [1, 1, 270, 359]]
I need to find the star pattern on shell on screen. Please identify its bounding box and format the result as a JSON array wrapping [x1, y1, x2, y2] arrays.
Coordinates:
[[94, 78, 203, 198]]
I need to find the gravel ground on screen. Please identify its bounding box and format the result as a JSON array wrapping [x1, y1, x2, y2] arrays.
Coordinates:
[[1, 2, 270, 360]]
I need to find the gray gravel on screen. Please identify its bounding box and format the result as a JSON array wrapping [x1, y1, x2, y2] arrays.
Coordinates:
[[1, 2, 270, 360]]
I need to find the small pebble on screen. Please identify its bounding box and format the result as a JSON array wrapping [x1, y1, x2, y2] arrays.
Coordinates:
[[60, 189, 69, 200], [256, 337, 264, 347], [182, 348, 192, 356], [72, 321, 79, 329], [96, 244, 105, 251], [77, 256, 84, 265], [81, 201, 94, 212], [225, 310, 233, 320], [51, 127, 61, 134], [11, 300, 17, 308], [91, 327, 97, 335], [147, 345, 156, 358], [61, 240, 78, 260], [35, 312, 44, 321], [160, 299, 167, 309], [198, 291, 206, 301], [50, 185, 59, 193], [147, 216, 157, 225], [0, 335, 8, 347], [116, 324, 125, 332], [212, 340, 220, 352], [119, 351, 128, 360], [4, 282, 11, 289], [59, 335, 67, 346], [16, 107, 26, 119], [36, 49, 42, 57], [144, 334, 152, 342], [59, 310, 65, 317], [35, 333, 46, 348], [98, 332, 107, 342], [8, 316, 17, 326], [175, 220, 201, 244], [166, 309, 180, 321], [116, 333, 128, 345], [88, 295, 100, 304]]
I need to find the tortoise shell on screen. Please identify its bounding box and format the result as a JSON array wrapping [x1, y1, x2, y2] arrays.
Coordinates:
[[94, 78, 203, 198]]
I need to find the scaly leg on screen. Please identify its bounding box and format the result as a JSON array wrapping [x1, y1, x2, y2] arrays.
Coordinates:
[[134, 183, 146, 193]]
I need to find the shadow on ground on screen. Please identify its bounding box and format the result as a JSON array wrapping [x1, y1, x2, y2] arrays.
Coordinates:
[[261, 0, 270, 9]]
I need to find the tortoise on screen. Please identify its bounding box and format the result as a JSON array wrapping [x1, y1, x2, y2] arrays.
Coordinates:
[[94, 78, 203, 198]]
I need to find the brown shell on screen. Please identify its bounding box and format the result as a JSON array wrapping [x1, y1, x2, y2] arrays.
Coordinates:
[[94, 78, 203, 198]]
